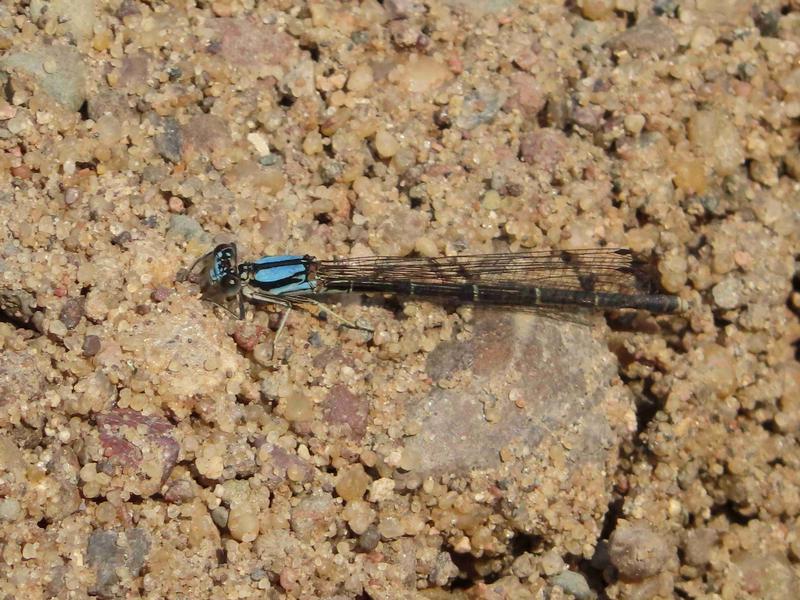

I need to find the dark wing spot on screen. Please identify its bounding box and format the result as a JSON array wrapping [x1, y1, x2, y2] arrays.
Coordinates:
[[560, 250, 576, 264], [578, 273, 598, 292]]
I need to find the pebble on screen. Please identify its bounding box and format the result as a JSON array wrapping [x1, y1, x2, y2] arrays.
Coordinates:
[[7, 115, 31, 135], [48, 319, 68, 337], [342, 500, 375, 535], [155, 117, 183, 163], [608, 521, 673, 581], [303, 131, 324, 155], [540, 549, 566, 576], [59, 298, 84, 329], [683, 528, 717, 567], [323, 384, 369, 440], [356, 526, 380, 552], [0, 498, 21, 522], [368, 478, 395, 503], [62, 187, 80, 206], [228, 502, 259, 542], [624, 113, 645, 135], [580, 0, 614, 21], [607, 18, 677, 57], [167, 214, 206, 242], [347, 64, 374, 92], [335, 464, 372, 502], [374, 129, 399, 158], [550, 570, 594, 600], [377, 516, 404, 539], [712, 276, 744, 309], [0, 46, 87, 111], [283, 391, 314, 422]]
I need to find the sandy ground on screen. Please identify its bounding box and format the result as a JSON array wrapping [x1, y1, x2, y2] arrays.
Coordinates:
[[0, 0, 799, 598]]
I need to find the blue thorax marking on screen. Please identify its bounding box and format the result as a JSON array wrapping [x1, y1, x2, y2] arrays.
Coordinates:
[[244, 255, 317, 296]]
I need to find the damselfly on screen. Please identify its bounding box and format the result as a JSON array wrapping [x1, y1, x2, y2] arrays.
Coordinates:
[[183, 243, 686, 350]]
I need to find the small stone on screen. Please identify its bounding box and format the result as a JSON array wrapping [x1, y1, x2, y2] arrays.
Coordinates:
[[0, 47, 87, 111], [608, 521, 673, 581], [690, 26, 716, 51], [228, 502, 259, 542], [694, 343, 737, 398], [155, 117, 182, 163], [323, 384, 368, 439], [581, 0, 614, 20], [429, 552, 459, 587], [211, 506, 229, 529], [398, 446, 421, 471], [482, 190, 501, 210], [0, 498, 21, 521], [551, 570, 593, 600], [96, 408, 180, 495], [687, 110, 744, 177], [749, 159, 778, 187], [284, 391, 314, 421], [571, 106, 602, 132], [48, 319, 68, 337], [342, 500, 375, 535], [368, 478, 395, 503], [150, 286, 172, 303], [167, 215, 205, 242], [250, 568, 267, 582], [785, 147, 800, 180], [684, 528, 717, 567], [0, 104, 16, 120], [374, 130, 399, 158], [731, 551, 798, 598], [290, 493, 337, 541], [59, 298, 84, 329], [711, 277, 744, 309], [302, 131, 324, 155], [356, 525, 380, 552], [10, 164, 32, 179], [320, 108, 351, 136], [455, 86, 505, 130], [163, 479, 195, 504], [414, 236, 438, 257], [86, 528, 150, 596], [110, 231, 132, 246], [378, 516, 403, 539], [195, 453, 224, 480], [83, 335, 101, 358], [247, 131, 271, 156], [540, 549, 565, 576], [347, 63, 373, 92], [519, 128, 567, 172], [116, 0, 140, 18], [504, 72, 545, 117], [168, 196, 184, 213], [607, 18, 677, 57], [433, 108, 451, 129], [335, 464, 372, 501], [452, 536, 471, 553], [64, 187, 81, 205], [671, 153, 707, 194], [624, 113, 645, 135]]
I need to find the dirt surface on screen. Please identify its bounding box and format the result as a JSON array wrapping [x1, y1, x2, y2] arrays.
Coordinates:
[[0, 0, 798, 598]]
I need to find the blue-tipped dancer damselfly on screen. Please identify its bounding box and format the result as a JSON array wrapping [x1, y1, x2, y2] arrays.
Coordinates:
[[184, 243, 687, 351]]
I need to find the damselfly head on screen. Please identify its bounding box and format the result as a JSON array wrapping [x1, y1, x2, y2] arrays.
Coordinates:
[[204, 243, 242, 298], [184, 243, 244, 318]]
